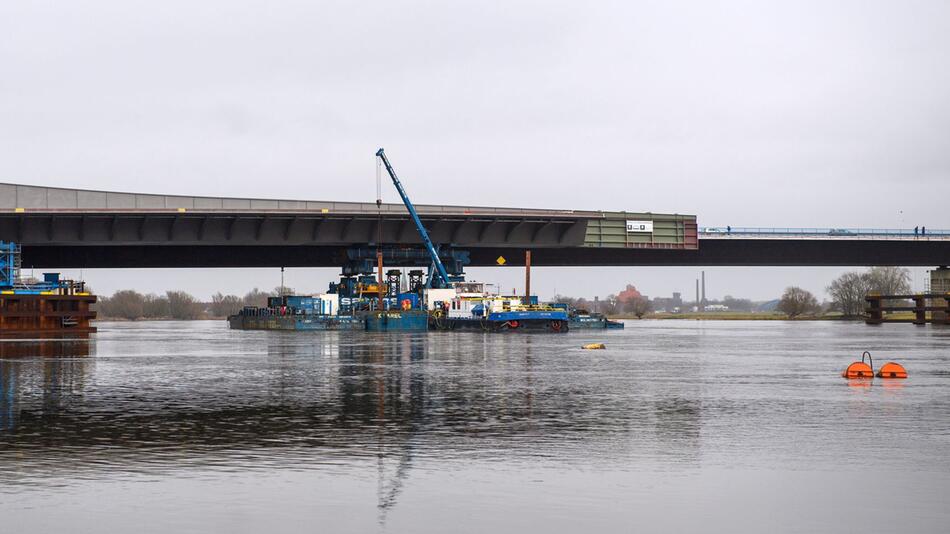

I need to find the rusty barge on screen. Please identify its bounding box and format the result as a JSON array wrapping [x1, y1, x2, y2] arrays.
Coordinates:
[[1, 241, 96, 339]]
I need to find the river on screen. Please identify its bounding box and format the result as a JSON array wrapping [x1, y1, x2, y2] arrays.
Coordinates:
[[2, 320, 949, 533]]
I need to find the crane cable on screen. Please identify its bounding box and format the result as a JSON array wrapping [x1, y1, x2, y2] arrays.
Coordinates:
[[376, 156, 383, 310]]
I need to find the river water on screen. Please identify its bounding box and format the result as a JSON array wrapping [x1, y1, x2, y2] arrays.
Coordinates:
[[1, 320, 949, 533]]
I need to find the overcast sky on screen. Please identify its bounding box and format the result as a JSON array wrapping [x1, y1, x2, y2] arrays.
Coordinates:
[[2, 1, 948, 300]]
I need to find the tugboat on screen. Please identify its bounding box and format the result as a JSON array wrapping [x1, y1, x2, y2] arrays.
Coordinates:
[[554, 304, 625, 329], [0, 241, 96, 339], [426, 282, 569, 332]]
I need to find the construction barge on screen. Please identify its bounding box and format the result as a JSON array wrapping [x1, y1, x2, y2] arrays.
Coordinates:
[[1, 241, 96, 339], [229, 148, 622, 334], [228, 278, 621, 333]]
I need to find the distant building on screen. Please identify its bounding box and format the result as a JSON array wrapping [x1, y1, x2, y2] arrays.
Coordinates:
[[617, 284, 643, 303], [652, 292, 685, 313]]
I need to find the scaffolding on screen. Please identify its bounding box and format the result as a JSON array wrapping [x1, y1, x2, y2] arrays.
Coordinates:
[[0, 241, 21, 289]]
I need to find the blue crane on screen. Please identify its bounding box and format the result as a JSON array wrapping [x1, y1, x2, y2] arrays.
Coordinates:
[[375, 148, 453, 289]]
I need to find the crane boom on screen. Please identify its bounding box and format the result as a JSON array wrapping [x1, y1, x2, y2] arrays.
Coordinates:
[[375, 148, 452, 288]]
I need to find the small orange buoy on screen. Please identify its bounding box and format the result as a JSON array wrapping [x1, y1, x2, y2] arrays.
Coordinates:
[[842, 361, 874, 379], [583, 343, 606, 350], [842, 351, 875, 378], [876, 362, 907, 379]]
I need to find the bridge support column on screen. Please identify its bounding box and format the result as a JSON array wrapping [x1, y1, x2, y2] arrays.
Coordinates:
[[931, 267, 950, 324], [865, 295, 883, 325], [913, 295, 927, 325]]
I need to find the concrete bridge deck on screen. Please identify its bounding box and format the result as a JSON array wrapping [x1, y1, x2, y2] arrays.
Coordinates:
[[3, 183, 948, 268], [1, 182, 695, 249]]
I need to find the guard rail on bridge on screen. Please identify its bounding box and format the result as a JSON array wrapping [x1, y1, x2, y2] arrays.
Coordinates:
[[699, 227, 950, 240]]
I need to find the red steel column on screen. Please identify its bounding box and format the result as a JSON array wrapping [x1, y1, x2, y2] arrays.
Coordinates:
[[524, 250, 531, 305]]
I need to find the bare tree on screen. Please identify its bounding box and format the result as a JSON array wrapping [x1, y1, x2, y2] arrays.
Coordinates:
[[210, 292, 244, 317], [101, 290, 145, 320], [273, 285, 295, 297], [624, 296, 653, 319], [865, 266, 911, 295], [600, 294, 621, 316], [143, 293, 170, 318], [827, 271, 871, 317], [777, 286, 819, 318], [243, 288, 271, 307], [722, 295, 754, 312], [166, 291, 202, 320]]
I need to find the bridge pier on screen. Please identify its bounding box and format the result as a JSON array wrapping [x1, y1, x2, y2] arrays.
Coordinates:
[[931, 267, 950, 323]]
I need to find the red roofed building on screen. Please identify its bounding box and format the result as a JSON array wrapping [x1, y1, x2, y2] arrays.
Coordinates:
[[617, 284, 643, 303]]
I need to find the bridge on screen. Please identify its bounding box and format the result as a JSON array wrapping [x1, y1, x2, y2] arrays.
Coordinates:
[[699, 227, 950, 240], [2, 183, 948, 268]]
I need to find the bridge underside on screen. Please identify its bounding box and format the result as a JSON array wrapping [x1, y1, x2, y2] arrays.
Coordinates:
[[3, 184, 946, 269], [19, 239, 950, 268], [0, 213, 588, 248]]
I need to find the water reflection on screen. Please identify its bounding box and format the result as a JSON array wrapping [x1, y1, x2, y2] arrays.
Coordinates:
[[3, 320, 948, 529], [0, 327, 709, 518], [0, 338, 91, 359], [0, 339, 92, 431]]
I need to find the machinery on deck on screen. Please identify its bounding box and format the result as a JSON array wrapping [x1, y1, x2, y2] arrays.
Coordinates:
[[228, 149, 619, 332]]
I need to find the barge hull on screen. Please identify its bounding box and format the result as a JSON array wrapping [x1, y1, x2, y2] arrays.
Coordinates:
[[364, 311, 428, 332], [0, 294, 97, 339], [228, 315, 364, 331]]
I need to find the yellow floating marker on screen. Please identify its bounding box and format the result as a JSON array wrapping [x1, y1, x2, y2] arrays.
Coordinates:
[[583, 343, 605, 350], [876, 362, 908, 379]]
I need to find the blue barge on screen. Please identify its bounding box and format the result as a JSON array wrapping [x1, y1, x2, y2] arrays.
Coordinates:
[[227, 286, 622, 333]]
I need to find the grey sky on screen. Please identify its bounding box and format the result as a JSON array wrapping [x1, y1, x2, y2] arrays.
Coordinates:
[[2, 1, 948, 300]]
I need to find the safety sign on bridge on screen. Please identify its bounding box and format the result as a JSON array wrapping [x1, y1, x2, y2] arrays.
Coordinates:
[[626, 220, 654, 233]]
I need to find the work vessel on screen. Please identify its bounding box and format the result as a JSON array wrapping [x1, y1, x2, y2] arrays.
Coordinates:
[[229, 149, 621, 333]]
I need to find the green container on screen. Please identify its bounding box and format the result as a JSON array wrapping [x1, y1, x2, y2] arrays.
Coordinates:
[[583, 212, 697, 249]]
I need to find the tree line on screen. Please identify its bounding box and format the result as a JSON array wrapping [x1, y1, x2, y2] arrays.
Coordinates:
[[553, 266, 911, 320], [97, 267, 912, 321], [552, 294, 654, 318], [96, 288, 276, 320], [778, 266, 910, 318]]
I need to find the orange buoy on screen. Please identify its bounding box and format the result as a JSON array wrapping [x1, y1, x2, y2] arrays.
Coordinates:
[[842, 351, 875, 379], [842, 361, 874, 379], [876, 362, 907, 379]]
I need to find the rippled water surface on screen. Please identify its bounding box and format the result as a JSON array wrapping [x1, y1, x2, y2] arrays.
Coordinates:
[[2, 320, 950, 533]]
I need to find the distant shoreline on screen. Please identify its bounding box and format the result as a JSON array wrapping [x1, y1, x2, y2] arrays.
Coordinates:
[[609, 312, 863, 321], [94, 314, 865, 322], [95, 317, 227, 322]]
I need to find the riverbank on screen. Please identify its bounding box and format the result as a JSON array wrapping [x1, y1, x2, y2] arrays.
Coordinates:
[[611, 312, 859, 321], [95, 316, 226, 322]]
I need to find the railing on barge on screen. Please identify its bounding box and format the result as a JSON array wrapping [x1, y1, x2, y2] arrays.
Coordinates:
[[865, 293, 950, 325]]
